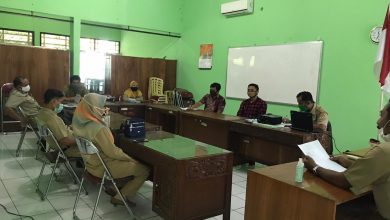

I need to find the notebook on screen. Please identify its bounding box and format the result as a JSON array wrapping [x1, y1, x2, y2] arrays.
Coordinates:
[[290, 110, 313, 132]]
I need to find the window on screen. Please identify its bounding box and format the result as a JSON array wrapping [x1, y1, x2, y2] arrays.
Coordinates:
[[80, 37, 119, 54], [0, 29, 33, 46], [41, 33, 70, 50], [79, 38, 118, 91]]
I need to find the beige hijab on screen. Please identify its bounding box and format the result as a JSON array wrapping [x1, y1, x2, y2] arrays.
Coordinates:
[[72, 93, 112, 141]]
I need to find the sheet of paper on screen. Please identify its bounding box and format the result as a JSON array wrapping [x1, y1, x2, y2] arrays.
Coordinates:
[[298, 140, 346, 172]]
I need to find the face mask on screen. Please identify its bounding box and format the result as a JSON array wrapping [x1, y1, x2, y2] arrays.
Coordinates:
[[21, 85, 30, 93], [54, 103, 64, 113], [130, 87, 138, 92], [298, 105, 307, 112], [379, 120, 390, 142], [210, 90, 217, 97]]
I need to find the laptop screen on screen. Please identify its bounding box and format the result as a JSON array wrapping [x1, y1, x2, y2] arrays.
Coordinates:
[[290, 110, 313, 132]]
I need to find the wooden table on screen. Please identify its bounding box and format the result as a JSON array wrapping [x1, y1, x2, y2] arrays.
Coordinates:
[[120, 130, 233, 220], [145, 104, 181, 134], [179, 110, 243, 149], [229, 120, 332, 165], [105, 101, 145, 118], [245, 162, 371, 220]]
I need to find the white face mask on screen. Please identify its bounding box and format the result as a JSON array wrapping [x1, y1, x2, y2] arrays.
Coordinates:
[[379, 120, 390, 142], [21, 85, 30, 93]]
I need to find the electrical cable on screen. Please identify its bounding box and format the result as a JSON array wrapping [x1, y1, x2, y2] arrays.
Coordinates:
[[0, 203, 34, 220]]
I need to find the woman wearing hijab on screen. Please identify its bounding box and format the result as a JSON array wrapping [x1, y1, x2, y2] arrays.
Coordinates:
[[123, 81, 143, 102], [72, 93, 149, 206]]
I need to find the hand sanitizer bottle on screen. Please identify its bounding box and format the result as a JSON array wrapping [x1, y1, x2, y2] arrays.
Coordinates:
[[295, 158, 304, 183]]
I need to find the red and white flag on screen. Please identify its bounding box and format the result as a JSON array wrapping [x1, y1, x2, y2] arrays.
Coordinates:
[[375, 5, 390, 97]]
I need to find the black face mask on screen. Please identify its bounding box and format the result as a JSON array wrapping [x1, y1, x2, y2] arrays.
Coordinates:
[[210, 90, 217, 97], [130, 87, 138, 92]]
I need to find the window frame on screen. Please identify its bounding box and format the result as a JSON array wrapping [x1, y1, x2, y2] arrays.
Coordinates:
[[0, 27, 34, 46], [80, 37, 120, 54], [40, 32, 70, 50]]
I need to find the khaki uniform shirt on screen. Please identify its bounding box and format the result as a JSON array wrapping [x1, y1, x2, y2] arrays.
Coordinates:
[[37, 108, 79, 157], [310, 104, 328, 128], [344, 144, 390, 219], [84, 126, 138, 179], [5, 89, 40, 116]]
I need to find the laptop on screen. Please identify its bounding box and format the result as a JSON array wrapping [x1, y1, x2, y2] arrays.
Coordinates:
[[290, 110, 313, 132]]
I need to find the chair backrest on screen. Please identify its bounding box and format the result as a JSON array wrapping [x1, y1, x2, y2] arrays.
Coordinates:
[[148, 77, 164, 98], [35, 118, 64, 154], [75, 137, 99, 155], [74, 136, 114, 177], [1, 83, 14, 97]]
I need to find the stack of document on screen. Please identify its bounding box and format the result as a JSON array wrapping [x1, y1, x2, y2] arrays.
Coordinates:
[[298, 140, 346, 172]]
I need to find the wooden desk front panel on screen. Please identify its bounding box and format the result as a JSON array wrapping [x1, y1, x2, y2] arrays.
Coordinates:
[[179, 114, 230, 149], [120, 135, 233, 220], [245, 172, 335, 220], [145, 105, 179, 134], [230, 131, 303, 165]]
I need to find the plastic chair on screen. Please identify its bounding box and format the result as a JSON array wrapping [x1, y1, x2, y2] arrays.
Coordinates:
[[1, 83, 20, 134], [15, 106, 44, 157], [73, 136, 136, 220], [165, 90, 174, 104], [148, 77, 166, 103], [35, 121, 87, 201]]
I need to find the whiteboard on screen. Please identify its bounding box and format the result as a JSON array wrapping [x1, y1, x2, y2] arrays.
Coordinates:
[[226, 41, 323, 105]]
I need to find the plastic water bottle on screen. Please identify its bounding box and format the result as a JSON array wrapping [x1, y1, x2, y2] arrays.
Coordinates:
[[295, 158, 304, 183]]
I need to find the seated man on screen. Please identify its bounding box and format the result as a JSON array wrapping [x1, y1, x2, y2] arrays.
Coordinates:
[[123, 81, 143, 102], [303, 101, 390, 220], [5, 76, 41, 122], [189, 82, 226, 113], [237, 83, 267, 118], [37, 89, 79, 157], [296, 91, 328, 131], [63, 75, 88, 101]]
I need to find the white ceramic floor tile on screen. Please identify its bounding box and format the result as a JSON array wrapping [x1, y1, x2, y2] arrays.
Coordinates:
[[214, 210, 244, 220], [231, 184, 246, 195], [0, 160, 28, 180], [232, 174, 246, 183], [15, 200, 56, 216], [235, 180, 247, 188], [48, 193, 88, 211], [3, 177, 36, 196], [0, 181, 10, 198], [59, 206, 99, 220], [138, 181, 153, 193], [236, 207, 245, 215], [235, 191, 246, 200], [231, 195, 246, 210], [11, 192, 43, 207], [32, 211, 62, 220]]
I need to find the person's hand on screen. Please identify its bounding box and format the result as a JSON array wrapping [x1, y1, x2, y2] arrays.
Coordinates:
[[303, 155, 317, 171], [330, 155, 350, 168], [282, 117, 290, 123]]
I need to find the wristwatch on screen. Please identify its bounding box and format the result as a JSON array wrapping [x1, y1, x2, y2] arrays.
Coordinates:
[[312, 165, 320, 175]]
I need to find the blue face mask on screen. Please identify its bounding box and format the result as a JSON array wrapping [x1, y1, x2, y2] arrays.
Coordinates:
[[54, 103, 64, 113]]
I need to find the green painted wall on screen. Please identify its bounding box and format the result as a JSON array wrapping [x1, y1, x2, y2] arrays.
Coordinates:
[[0, 0, 183, 33], [177, 0, 388, 151], [120, 31, 180, 59]]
